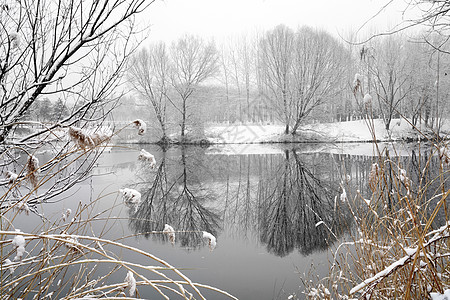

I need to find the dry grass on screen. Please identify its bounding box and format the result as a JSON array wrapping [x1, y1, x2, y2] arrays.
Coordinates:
[[302, 138, 449, 299]]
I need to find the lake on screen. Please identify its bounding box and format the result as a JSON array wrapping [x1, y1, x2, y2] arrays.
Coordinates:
[[9, 141, 442, 299]]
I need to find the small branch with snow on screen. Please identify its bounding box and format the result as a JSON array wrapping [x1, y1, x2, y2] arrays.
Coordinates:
[[350, 221, 450, 296]]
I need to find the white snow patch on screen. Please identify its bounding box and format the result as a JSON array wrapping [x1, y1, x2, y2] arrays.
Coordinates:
[[125, 271, 136, 297], [163, 224, 175, 244], [431, 289, 450, 300], [315, 221, 324, 227], [5, 171, 18, 183], [202, 231, 217, 251], [340, 188, 347, 203], [12, 234, 26, 261]]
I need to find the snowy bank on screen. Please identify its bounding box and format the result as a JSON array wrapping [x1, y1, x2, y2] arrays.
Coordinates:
[[206, 119, 449, 144]]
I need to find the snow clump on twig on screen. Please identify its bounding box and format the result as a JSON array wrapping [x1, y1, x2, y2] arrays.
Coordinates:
[[12, 232, 26, 261], [132, 119, 146, 136], [119, 188, 141, 205], [124, 271, 137, 297], [202, 231, 217, 251], [340, 188, 347, 203], [64, 236, 82, 253], [3, 259, 15, 274], [138, 149, 156, 168], [9, 31, 20, 49], [14, 201, 30, 215], [62, 208, 72, 222], [353, 73, 363, 93], [163, 224, 176, 244], [4, 171, 18, 184]]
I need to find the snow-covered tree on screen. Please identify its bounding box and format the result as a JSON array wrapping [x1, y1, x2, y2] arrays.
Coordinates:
[[0, 0, 154, 204]]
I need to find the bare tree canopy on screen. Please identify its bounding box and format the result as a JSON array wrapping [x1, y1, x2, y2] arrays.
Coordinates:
[[0, 0, 154, 207], [259, 25, 348, 134], [0, 0, 154, 143], [169, 35, 219, 139], [128, 43, 171, 142]]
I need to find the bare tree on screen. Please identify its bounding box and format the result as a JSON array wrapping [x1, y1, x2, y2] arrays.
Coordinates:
[[0, 0, 153, 142], [169, 35, 218, 140], [259, 24, 295, 134], [259, 25, 348, 134], [128, 43, 171, 143], [290, 27, 348, 134], [0, 0, 154, 204], [366, 35, 410, 131]]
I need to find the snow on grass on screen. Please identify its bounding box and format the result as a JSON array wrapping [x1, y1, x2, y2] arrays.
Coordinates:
[[206, 118, 449, 145], [351, 221, 450, 296], [206, 124, 285, 144]]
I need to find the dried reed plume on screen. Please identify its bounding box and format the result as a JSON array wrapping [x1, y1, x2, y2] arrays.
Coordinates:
[[119, 188, 141, 205], [68, 126, 111, 150], [368, 163, 379, 192], [132, 119, 147, 136], [125, 271, 137, 297], [26, 155, 40, 188], [138, 149, 156, 168]]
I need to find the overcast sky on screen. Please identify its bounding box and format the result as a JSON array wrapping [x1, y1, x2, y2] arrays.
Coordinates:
[[143, 0, 419, 43]]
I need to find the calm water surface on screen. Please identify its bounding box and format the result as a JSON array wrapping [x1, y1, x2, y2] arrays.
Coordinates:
[[27, 142, 439, 299]]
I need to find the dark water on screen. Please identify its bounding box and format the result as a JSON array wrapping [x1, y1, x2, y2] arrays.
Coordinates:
[[10, 142, 445, 299]]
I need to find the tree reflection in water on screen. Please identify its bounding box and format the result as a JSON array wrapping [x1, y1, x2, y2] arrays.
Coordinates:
[[258, 150, 350, 257], [127, 145, 354, 256], [129, 147, 221, 249]]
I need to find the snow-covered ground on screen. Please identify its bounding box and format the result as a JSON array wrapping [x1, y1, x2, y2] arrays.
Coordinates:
[[206, 118, 449, 144]]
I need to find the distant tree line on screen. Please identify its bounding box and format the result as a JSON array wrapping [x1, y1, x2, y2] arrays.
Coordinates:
[[127, 23, 450, 141], [25, 98, 69, 122]]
